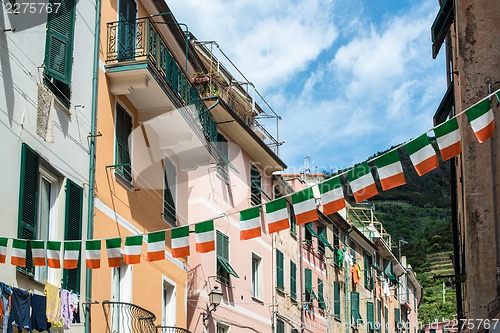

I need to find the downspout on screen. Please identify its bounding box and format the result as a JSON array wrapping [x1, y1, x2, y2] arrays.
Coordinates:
[[299, 221, 305, 333], [345, 227, 354, 333], [272, 233, 277, 333], [85, 0, 101, 331]]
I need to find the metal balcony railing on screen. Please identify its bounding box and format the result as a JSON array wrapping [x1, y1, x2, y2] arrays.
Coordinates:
[[106, 18, 218, 144], [156, 326, 191, 333], [102, 300, 157, 333]]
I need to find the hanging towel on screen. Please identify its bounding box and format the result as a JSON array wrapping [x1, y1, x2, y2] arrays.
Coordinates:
[[31, 294, 50, 332], [44, 282, 62, 327], [69, 292, 79, 323], [353, 264, 361, 285], [60, 289, 72, 330], [11, 287, 31, 333], [336, 249, 344, 267], [0, 282, 12, 333]]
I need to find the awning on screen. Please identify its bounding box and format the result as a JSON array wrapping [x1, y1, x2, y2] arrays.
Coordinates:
[[352, 311, 363, 324], [385, 271, 398, 285], [317, 233, 334, 251], [217, 256, 239, 278], [372, 263, 383, 274], [305, 223, 320, 238]]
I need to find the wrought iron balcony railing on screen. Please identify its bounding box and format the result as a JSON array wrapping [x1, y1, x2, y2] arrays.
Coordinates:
[[102, 300, 157, 333], [156, 326, 192, 333], [106, 18, 218, 144]]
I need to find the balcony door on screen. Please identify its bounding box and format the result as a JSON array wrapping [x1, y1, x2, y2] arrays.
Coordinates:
[[117, 0, 137, 61]]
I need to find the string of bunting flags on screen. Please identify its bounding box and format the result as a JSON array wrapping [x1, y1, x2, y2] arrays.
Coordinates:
[[0, 89, 498, 270]]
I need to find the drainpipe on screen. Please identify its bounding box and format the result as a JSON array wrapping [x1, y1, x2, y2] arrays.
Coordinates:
[[344, 227, 354, 333], [85, 0, 102, 332], [299, 221, 305, 332]]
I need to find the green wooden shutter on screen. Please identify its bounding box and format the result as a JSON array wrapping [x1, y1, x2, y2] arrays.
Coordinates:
[[394, 308, 401, 329], [62, 179, 83, 293], [317, 226, 325, 255], [17, 143, 40, 275], [276, 319, 285, 333], [351, 292, 361, 323], [115, 104, 132, 182], [317, 278, 325, 309], [276, 250, 284, 291], [364, 252, 373, 290], [334, 282, 341, 318], [305, 268, 312, 293], [44, 0, 76, 85], [367, 302, 374, 326], [385, 307, 389, 333], [290, 260, 296, 300], [377, 300, 382, 326]]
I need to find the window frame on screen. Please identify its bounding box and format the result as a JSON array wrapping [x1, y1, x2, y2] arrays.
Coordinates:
[[114, 102, 133, 184], [163, 156, 177, 226], [333, 282, 341, 319], [290, 260, 297, 301], [250, 163, 262, 206], [216, 230, 238, 285], [317, 278, 325, 310], [276, 249, 284, 292], [216, 132, 230, 183], [251, 253, 262, 299]]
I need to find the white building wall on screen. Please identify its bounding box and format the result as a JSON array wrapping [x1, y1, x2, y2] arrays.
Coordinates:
[[0, 1, 95, 326]]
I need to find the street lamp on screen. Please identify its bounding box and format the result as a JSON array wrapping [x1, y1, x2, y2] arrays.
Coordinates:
[[203, 286, 223, 324]]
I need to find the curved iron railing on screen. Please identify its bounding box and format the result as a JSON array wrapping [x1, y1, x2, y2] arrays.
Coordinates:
[[156, 326, 191, 333], [102, 300, 157, 333]]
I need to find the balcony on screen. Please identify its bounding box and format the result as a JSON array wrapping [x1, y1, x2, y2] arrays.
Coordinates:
[[105, 18, 219, 170], [102, 300, 192, 333]]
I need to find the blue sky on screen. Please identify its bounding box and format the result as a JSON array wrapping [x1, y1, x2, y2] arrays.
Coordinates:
[[169, 0, 446, 173]]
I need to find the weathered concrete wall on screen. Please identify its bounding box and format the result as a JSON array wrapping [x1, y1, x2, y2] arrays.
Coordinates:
[[454, 0, 500, 325]]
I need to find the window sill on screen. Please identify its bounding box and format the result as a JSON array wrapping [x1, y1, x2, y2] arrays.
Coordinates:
[[333, 315, 342, 322], [114, 172, 134, 191], [275, 286, 285, 295], [251, 296, 264, 304]]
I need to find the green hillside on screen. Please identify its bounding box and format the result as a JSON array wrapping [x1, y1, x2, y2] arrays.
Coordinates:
[[324, 143, 457, 323]]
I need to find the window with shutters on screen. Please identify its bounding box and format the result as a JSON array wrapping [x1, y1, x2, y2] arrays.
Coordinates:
[[317, 278, 325, 310], [290, 260, 297, 301], [62, 179, 83, 293], [251, 253, 262, 299], [394, 308, 401, 333], [333, 282, 341, 319], [163, 157, 177, 226], [276, 319, 285, 333], [385, 307, 389, 333], [364, 252, 373, 291], [289, 203, 297, 238], [351, 292, 362, 325], [216, 231, 238, 285], [377, 299, 382, 330], [216, 133, 229, 182], [276, 250, 284, 292], [304, 223, 312, 246], [367, 302, 374, 330], [115, 103, 133, 183], [317, 225, 325, 255], [216, 322, 229, 333], [350, 240, 357, 264], [304, 268, 316, 303], [43, 0, 76, 108], [250, 163, 261, 206]]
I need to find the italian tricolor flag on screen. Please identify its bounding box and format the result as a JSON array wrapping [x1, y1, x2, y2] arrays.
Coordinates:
[[292, 187, 318, 225], [31, 240, 46, 266], [374, 150, 406, 191], [106, 238, 122, 268], [47, 241, 61, 269], [318, 176, 346, 215], [85, 240, 101, 269], [0, 237, 7, 264], [240, 207, 262, 240], [171, 227, 189, 258], [347, 163, 378, 203], [147, 231, 166, 261], [195, 220, 215, 253], [405, 134, 439, 176], [265, 198, 289, 234], [123, 235, 142, 265], [465, 98, 495, 143], [434, 117, 462, 161], [11, 239, 26, 267], [63, 241, 81, 269]]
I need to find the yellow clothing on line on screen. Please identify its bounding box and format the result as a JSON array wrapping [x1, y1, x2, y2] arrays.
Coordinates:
[[44, 282, 63, 327]]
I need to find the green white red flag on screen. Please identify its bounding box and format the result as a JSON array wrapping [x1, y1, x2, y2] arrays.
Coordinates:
[[265, 198, 289, 234], [63, 241, 81, 269], [347, 163, 378, 203], [240, 207, 262, 240], [465, 98, 495, 143], [405, 134, 439, 176], [123, 235, 142, 265], [195, 220, 215, 253], [374, 150, 406, 191], [85, 240, 101, 269], [170, 227, 189, 258], [434, 117, 462, 161], [147, 231, 166, 261], [47, 241, 61, 269], [292, 187, 318, 225], [31, 240, 45, 266], [11, 239, 26, 267], [0, 237, 7, 264], [318, 176, 346, 215], [106, 238, 122, 268]]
